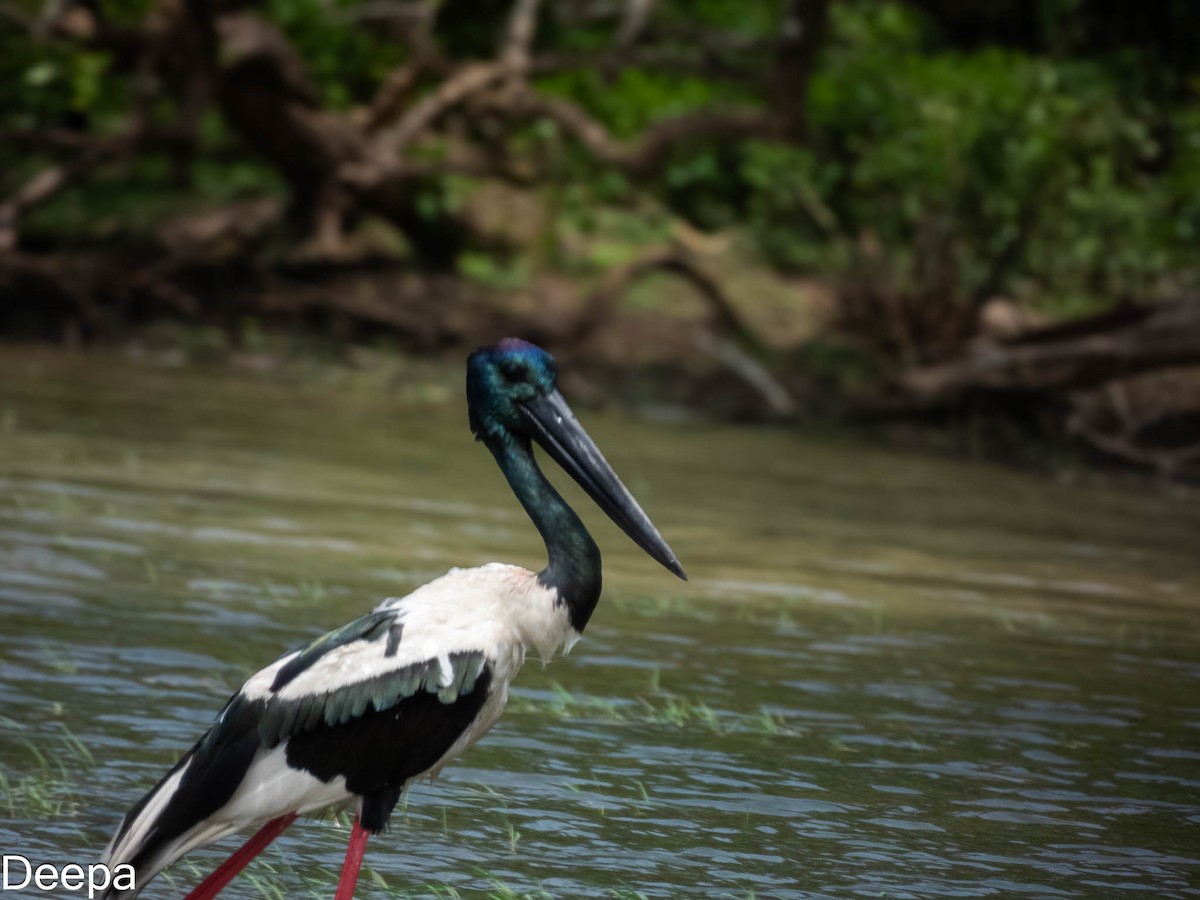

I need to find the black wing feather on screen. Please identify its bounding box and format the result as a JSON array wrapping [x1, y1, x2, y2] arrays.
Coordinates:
[[287, 665, 493, 831], [123, 693, 265, 874], [111, 608, 494, 883]]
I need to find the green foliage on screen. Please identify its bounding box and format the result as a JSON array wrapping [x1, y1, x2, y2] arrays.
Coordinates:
[[525, 0, 1197, 325], [22, 154, 284, 248], [740, 142, 845, 271], [538, 67, 752, 139], [459, 251, 530, 290], [2, 41, 112, 134], [739, 1, 1199, 318], [265, 0, 404, 109]]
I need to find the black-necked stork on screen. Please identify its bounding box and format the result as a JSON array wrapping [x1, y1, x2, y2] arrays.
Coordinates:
[[100, 339, 685, 899]]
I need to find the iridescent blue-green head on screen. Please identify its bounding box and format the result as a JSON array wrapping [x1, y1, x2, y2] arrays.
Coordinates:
[[467, 338, 557, 442], [466, 338, 686, 581]]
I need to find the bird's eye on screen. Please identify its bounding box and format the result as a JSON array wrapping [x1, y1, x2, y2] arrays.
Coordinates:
[[499, 360, 524, 382]]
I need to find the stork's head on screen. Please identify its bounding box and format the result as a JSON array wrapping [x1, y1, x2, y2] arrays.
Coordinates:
[[467, 338, 557, 442], [467, 338, 686, 581]]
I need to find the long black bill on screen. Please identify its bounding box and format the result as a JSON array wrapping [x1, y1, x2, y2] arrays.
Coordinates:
[[520, 390, 687, 580]]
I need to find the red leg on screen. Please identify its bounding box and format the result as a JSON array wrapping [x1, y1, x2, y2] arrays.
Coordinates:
[[332, 818, 371, 900], [183, 812, 298, 900]]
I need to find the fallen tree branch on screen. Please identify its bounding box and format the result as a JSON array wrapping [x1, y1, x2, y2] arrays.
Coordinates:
[[614, 0, 658, 49], [531, 43, 764, 83], [575, 248, 757, 340], [0, 128, 105, 151], [574, 247, 793, 414], [1061, 376, 1200, 480], [0, 1, 34, 30], [773, 0, 828, 139], [1069, 416, 1200, 479], [368, 0, 543, 160], [360, 1, 446, 132], [899, 299, 1200, 404], [367, 61, 516, 160], [694, 330, 796, 416], [477, 91, 775, 178], [396, 155, 538, 186], [363, 61, 429, 133], [499, 0, 542, 68], [331, 0, 435, 25], [0, 252, 103, 335], [0, 128, 173, 250], [0, 165, 82, 251]]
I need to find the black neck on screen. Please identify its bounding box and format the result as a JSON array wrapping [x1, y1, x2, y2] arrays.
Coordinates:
[[488, 435, 602, 631]]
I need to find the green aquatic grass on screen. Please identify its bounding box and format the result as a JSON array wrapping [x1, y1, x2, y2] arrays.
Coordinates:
[[156, 833, 759, 899], [0, 719, 95, 819], [515, 681, 801, 738], [160, 841, 329, 900], [0, 766, 77, 819], [261, 578, 330, 608], [482, 877, 555, 900], [37, 641, 80, 675]]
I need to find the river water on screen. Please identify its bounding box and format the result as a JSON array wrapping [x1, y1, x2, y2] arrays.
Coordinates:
[[0, 345, 1197, 899]]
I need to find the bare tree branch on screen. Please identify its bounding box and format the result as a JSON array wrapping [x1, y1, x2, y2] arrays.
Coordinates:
[[330, 1, 434, 24], [694, 329, 797, 416], [1069, 414, 1200, 478], [366, 61, 515, 161], [0, 167, 76, 252], [0, 129, 112, 151], [0, 1, 35, 30], [36, 0, 73, 38], [533, 48, 761, 84], [0, 128, 171, 250], [0, 252, 104, 340], [499, 0, 543, 68], [573, 246, 793, 413], [478, 91, 775, 178], [774, 0, 829, 139], [369, 0, 542, 159], [575, 248, 759, 343], [899, 299, 1200, 403], [368, 0, 774, 173], [398, 156, 538, 187], [363, 62, 428, 132], [614, 0, 657, 48], [360, 0, 446, 132]]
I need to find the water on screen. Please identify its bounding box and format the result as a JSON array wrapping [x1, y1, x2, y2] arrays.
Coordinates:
[[1, 345, 1198, 899]]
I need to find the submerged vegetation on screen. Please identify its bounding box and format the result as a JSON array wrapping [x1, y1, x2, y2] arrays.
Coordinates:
[[510, 680, 803, 739], [0, 717, 93, 820], [517, 678, 888, 755]]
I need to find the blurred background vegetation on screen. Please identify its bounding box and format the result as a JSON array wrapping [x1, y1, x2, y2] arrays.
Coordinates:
[[1, 0, 1198, 476]]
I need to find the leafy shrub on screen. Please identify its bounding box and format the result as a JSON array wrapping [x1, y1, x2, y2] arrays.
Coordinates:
[[743, 2, 1199, 321]]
